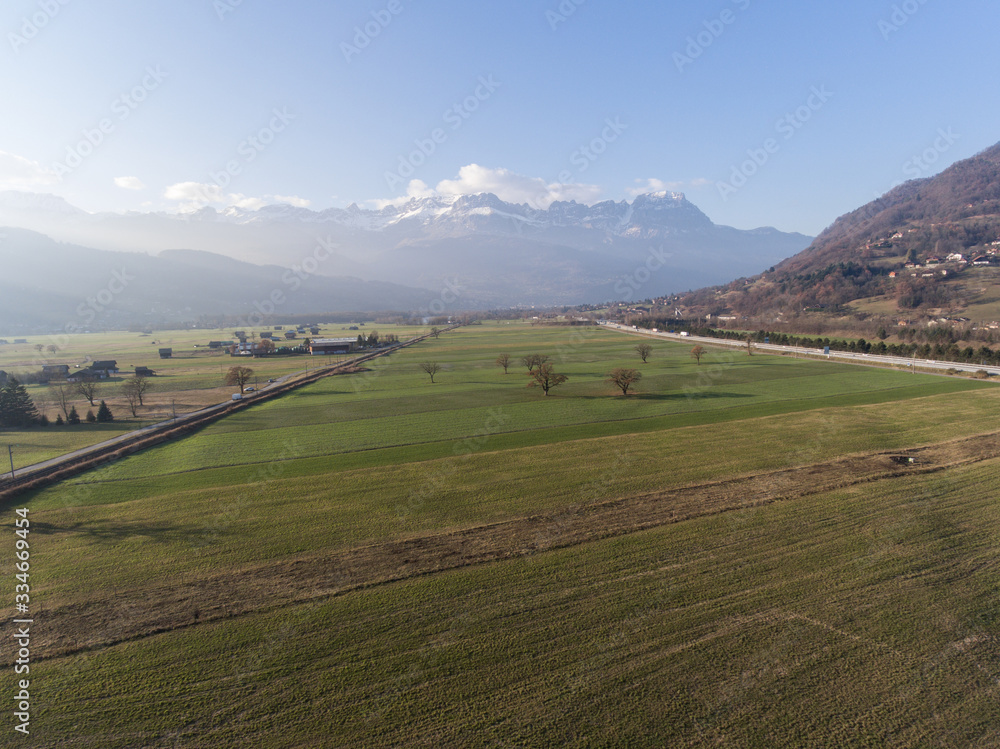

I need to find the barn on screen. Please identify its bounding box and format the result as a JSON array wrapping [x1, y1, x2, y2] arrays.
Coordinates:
[[309, 338, 356, 355]]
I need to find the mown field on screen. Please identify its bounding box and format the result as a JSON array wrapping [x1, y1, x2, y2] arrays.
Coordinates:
[[4, 321, 1000, 747]]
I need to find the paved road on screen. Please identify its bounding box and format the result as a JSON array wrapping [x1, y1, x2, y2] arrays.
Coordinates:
[[5, 355, 361, 481], [602, 322, 1000, 376], [3, 330, 449, 485]]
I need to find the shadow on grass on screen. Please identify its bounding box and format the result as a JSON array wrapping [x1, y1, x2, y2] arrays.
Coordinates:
[[30, 519, 203, 544], [576, 391, 753, 401]]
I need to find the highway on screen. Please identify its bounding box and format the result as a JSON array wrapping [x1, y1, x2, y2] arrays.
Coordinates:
[[601, 322, 1000, 377]]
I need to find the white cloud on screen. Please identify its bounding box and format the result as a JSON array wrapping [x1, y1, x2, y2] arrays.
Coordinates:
[[371, 164, 603, 209], [270, 194, 311, 208], [0, 151, 59, 188], [114, 176, 145, 191], [626, 177, 711, 197], [164, 181, 225, 208], [163, 182, 305, 211]]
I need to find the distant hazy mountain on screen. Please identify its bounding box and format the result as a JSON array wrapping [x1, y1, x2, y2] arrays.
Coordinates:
[[0, 229, 436, 333], [0, 191, 811, 307]]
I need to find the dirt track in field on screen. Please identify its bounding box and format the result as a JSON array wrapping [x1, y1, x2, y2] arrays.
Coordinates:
[[13, 431, 1000, 664]]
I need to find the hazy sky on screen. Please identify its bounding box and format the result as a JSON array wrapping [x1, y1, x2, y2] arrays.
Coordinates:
[[3, 0, 998, 235]]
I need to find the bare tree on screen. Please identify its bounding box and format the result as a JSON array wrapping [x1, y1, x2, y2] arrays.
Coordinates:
[[225, 366, 254, 393], [76, 379, 99, 406], [745, 335, 754, 356], [527, 363, 568, 396], [122, 376, 151, 408], [430, 327, 441, 339], [607, 368, 642, 396], [46, 344, 58, 355], [121, 380, 141, 417], [49, 383, 72, 420], [521, 354, 549, 372], [495, 353, 511, 374], [420, 362, 440, 383], [34, 343, 43, 353], [690, 345, 706, 365], [635, 343, 652, 363]]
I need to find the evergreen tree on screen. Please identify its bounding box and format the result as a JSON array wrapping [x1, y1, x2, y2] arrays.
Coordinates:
[[85, 409, 96, 423], [96, 400, 114, 423], [0, 378, 39, 428], [67, 406, 81, 425], [55, 414, 64, 426]]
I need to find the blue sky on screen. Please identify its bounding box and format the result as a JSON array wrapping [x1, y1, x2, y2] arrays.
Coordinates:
[[2, 0, 998, 235]]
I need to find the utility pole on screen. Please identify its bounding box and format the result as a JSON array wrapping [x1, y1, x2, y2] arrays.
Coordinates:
[[8, 445, 13, 480]]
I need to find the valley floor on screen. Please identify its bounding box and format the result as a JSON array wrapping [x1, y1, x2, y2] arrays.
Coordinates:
[[5, 322, 999, 747]]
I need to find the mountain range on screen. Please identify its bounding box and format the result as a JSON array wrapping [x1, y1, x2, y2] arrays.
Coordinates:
[[0, 190, 811, 326], [0, 229, 435, 333]]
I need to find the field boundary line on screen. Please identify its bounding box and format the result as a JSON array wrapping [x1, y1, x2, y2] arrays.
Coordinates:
[[12, 427, 1000, 664], [0, 325, 461, 502]]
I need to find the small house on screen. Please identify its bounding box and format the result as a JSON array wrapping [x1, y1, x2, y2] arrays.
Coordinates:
[[259, 332, 274, 339], [135, 366, 155, 377], [88, 361, 119, 378], [159, 348, 173, 359], [42, 364, 70, 380], [234, 342, 258, 356], [284, 331, 297, 339]]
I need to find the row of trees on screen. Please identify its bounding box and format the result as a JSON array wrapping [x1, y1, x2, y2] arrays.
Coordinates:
[[684, 327, 1000, 366], [419, 344, 674, 396]]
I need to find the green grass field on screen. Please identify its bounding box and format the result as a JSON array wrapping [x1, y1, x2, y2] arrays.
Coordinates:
[[0, 323, 431, 467], [4, 321, 1000, 747]]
